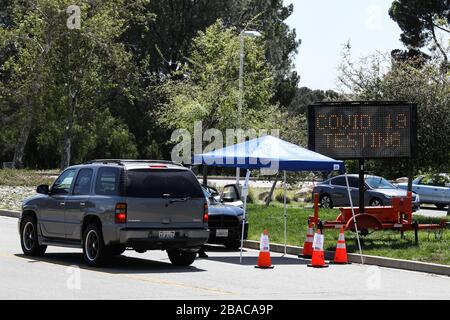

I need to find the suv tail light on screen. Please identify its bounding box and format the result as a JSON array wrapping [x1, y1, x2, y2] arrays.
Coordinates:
[[203, 203, 208, 223], [115, 203, 127, 224], [149, 164, 167, 168]]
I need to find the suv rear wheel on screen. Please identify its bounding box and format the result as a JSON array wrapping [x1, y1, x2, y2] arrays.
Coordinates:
[[20, 216, 47, 256], [167, 250, 196, 266], [83, 224, 108, 267]]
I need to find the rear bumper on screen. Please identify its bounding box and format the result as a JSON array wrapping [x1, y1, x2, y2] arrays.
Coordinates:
[[208, 221, 248, 244], [114, 228, 209, 251]]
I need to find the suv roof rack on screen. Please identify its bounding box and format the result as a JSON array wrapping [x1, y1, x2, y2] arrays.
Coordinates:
[[84, 159, 184, 167]]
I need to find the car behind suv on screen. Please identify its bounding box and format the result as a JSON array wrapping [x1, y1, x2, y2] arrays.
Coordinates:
[[19, 160, 209, 267], [314, 174, 420, 210]]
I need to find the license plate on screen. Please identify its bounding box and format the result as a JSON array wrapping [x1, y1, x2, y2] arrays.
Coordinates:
[[159, 231, 175, 239], [216, 229, 229, 237]]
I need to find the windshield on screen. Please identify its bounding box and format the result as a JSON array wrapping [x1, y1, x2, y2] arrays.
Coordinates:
[[365, 176, 396, 189], [202, 187, 219, 204]]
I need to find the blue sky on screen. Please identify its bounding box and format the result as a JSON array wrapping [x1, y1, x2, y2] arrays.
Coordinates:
[[283, 0, 405, 90]]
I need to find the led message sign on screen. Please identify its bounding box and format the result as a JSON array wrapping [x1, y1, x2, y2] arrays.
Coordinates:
[[308, 102, 417, 159]]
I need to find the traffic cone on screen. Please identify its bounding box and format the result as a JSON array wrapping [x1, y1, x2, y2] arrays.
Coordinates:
[[331, 227, 349, 264], [255, 229, 274, 269], [307, 229, 328, 268], [299, 222, 314, 258]]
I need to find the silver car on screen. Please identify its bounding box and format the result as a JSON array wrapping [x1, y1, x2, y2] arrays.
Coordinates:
[[313, 174, 420, 210], [397, 174, 450, 210], [18, 160, 209, 267]]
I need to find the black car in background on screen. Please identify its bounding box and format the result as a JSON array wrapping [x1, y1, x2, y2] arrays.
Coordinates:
[[202, 186, 248, 249]]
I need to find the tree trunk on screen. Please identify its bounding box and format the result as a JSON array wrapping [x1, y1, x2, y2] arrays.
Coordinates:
[[12, 97, 33, 169], [61, 91, 77, 170], [265, 176, 279, 207]]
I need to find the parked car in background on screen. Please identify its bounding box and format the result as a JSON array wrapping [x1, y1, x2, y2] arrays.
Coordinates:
[[202, 186, 248, 249], [397, 174, 450, 210], [313, 174, 420, 210], [19, 160, 209, 267]]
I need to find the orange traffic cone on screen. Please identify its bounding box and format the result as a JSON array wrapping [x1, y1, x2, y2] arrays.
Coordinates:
[[255, 229, 274, 269], [331, 227, 349, 264], [307, 229, 328, 268], [299, 222, 314, 258]]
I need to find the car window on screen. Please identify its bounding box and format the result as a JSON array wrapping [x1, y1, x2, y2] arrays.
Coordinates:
[[222, 185, 239, 201], [347, 177, 359, 188], [52, 169, 76, 195], [331, 177, 346, 186], [95, 167, 120, 196], [365, 176, 395, 189], [73, 169, 93, 195], [125, 169, 203, 198]]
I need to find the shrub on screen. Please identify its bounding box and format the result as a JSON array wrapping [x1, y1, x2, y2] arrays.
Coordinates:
[[246, 189, 255, 204], [275, 192, 291, 204]]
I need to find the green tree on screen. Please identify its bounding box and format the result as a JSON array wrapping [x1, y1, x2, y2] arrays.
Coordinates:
[[119, 0, 300, 159], [1, 0, 144, 168], [159, 20, 279, 134], [389, 0, 450, 71]]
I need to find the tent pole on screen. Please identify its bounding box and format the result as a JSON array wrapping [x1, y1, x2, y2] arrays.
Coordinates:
[[283, 170, 287, 256], [344, 172, 364, 264], [240, 169, 251, 264]]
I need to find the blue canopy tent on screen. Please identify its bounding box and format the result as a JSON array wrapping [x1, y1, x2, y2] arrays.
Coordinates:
[[193, 135, 345, 262]]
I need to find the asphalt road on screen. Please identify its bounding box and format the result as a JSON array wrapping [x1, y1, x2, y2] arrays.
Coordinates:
[[1, 216, 449, 300], [415, 205, 448, 218]]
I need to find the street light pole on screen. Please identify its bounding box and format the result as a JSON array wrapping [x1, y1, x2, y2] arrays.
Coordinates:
[[236, 32, 245, 185], [236, 30, 261, 186]]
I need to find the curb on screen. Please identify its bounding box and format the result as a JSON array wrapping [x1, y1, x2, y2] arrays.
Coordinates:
[[243, 240, 450, 277], [0, 209, 20, 219]]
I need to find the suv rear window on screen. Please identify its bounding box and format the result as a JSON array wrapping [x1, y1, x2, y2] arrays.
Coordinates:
[[125, 169, 203, 198]]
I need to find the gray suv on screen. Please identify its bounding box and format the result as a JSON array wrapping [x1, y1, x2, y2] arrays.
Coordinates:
[[18, 160, 209, 267]]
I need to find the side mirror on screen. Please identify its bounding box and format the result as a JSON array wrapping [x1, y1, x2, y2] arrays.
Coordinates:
[[222, 196, 235, 203], [36, 184, 49, 195]]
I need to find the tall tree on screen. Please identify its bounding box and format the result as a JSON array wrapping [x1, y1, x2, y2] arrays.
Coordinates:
[[389, 0, 450, 71], [0, 0, 143, 169], [159, 20, 279, 135], [119, 0, 300, 159]]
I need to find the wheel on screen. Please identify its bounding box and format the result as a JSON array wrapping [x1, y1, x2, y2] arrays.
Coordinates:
[[225, 240, 241, 250], [435, 204, 447, 210], [319, 194, 333, 208], [108, 245, 126, 256], [82, 223, 108, 267], [369, 197, 383, 206], [167, 250, 196, 266], [20, 216, 47, 256]]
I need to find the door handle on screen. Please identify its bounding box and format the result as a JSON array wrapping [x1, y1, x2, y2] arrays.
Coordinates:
[[59, 202, 65, 207], [80, 202, 86, 207]]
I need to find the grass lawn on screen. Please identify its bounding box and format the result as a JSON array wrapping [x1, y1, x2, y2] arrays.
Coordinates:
[[246, 203, 450, 265]]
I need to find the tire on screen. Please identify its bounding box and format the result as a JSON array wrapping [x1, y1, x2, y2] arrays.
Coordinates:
[[20, 216, 47, 256], [82, 223, 108, 267], [108, 245, 126, 256], [319, 194, 333, 209], [435, 204, 447, 210], [369, 198, 383, 207], [167, 250, 197, 266], [225, 240, 241, 250]]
